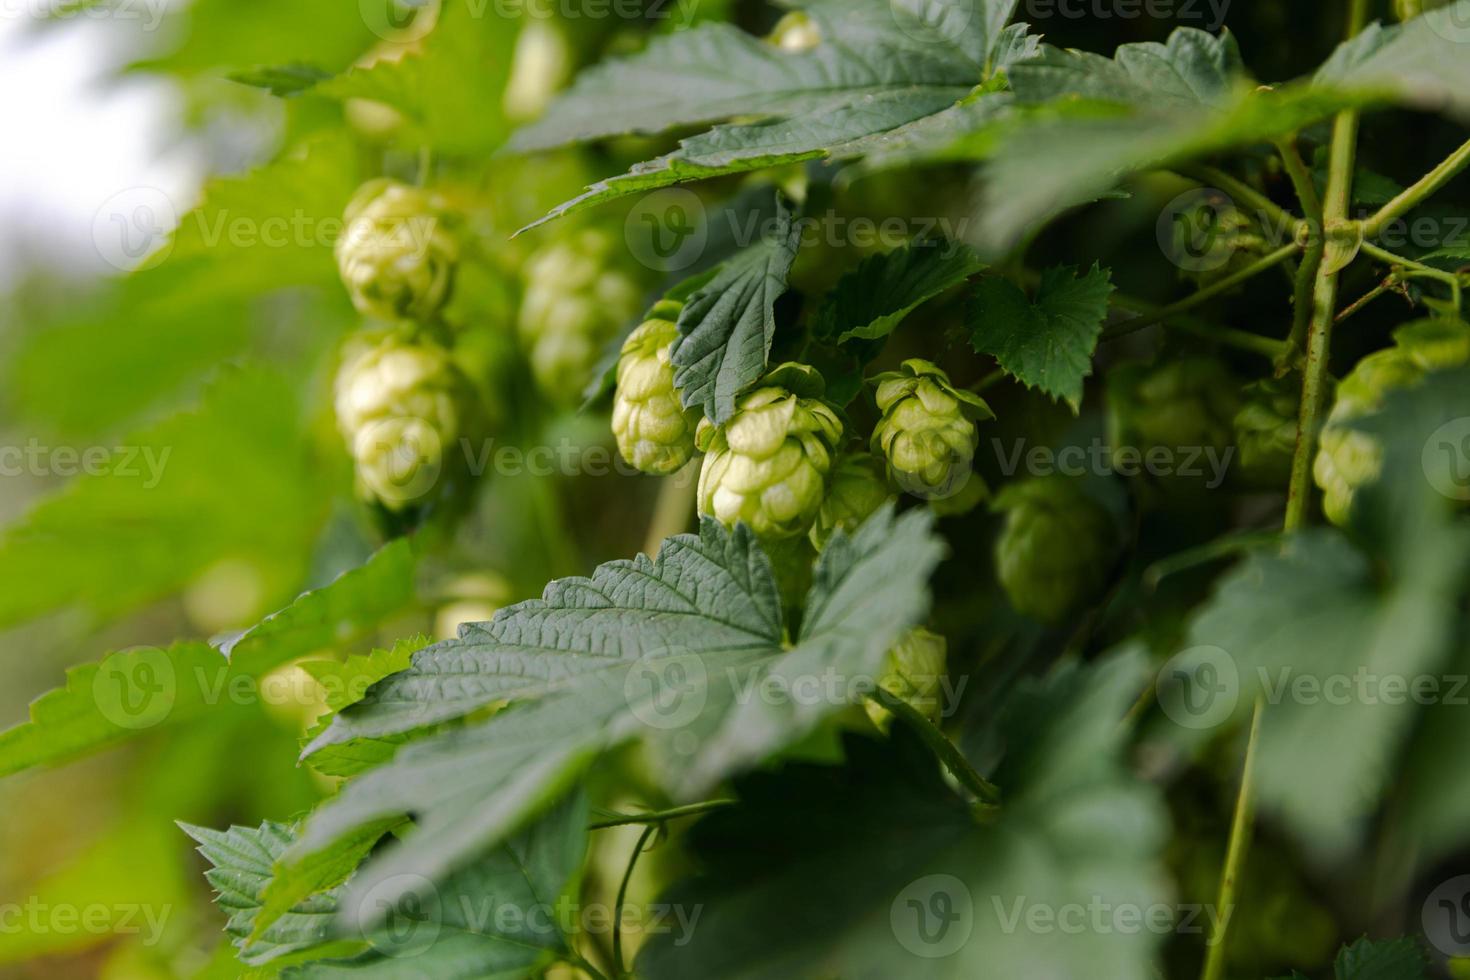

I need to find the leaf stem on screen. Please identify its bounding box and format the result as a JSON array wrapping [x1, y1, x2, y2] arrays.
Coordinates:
[[1175, 165, 1299, 239], [612, 823, 659, 978], [589, 799, 735, 830], [868, 688, 1001, 806], [1361, 137, 1470, 241], [1200, 698, 1262, 980], [1358, 240, 1465, 313], [1102, 243, 1300, 346], [1335, 278, 1394, 324], [1274, 136, 1323, 226]]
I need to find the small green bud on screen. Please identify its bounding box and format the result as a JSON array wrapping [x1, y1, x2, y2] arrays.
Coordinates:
[[1314, 319, 1470, 524], [334, 331, 476, 512], [696, 363, 844, 540], [870, 359, 992, 502], [1233, 377, 1299, 485], [993, 478, 1118, 623], [612, 309, 700, 475], [336, 180, 458, 321], [1107, 358, 1240, 484], [809, 452, 893, 550], [864, 628, 948, 732], [518, 228, 644, 405]]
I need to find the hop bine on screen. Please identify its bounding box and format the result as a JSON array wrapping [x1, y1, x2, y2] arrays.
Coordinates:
[[870, 359, 992, 503], [336, 179, 458, 322], [612, 302, 700, 476], [518, 227, 643, 405], [1314, 318, 1470, 525], [334, 330, 478, 513], [696, 363, 843, 540], [993, 477, 1119, 623]]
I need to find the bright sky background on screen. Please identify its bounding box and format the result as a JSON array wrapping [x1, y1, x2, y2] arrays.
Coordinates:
[[0, 9, 200, 284]]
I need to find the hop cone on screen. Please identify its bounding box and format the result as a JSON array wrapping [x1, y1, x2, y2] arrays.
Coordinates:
[[334, 330, 476, 512], [871, 359, 992, 502], [993, 478, 1118, 623], [864, 628, 948, 732], [1314, 318, 1470, 524], [809, 452, 893, 550], [612, 303, 699, 475], [696, 363, 843, 540], [1234, 377, 1299, 485], [518, 227, 643, 405], [1107, 357, 1240, 489], [336, 180, 458, 321]]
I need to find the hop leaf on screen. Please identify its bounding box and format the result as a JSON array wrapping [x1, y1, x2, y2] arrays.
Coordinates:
[[993, 477, 1118, 622], [870, 358, 992, 502], [335, 180, 458, 321], [1315, 318, 1470, 525], [334, 330, 478, 512], [518, 227, 644, 404], [696, 363, 844, 540], [810, 452, 893, 550], [612, 304, 701, 475]]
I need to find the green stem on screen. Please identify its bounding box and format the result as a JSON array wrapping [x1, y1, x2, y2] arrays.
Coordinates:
[[612, 823, 659, 978], [868, 688, 1001, 806], [1361, 137, 1470, 241], [1335, 279, 1393, 324], [1281, 232, 1325, 373], [1359, 240, 1465, 313], [1274, 136, 1323, 226], [589, 799, 735, 830], [1102, 243, 1300, 344], [969, 367, 1007, 393], [1200, 699, 1263, 980], [1175, 164, 1299, 241]]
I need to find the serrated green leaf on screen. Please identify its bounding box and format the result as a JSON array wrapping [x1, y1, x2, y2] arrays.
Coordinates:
[[671, 195, 803, 422], [288, 506, 943, 923], [637, 650, 1167, 978], [187, 793, 587, 978], [967, 264, 1112, 411], [1333, 936, 1431, 980], [298, 637, 426, 778], [510, 0, 1037, 224], [0, 538, 418, 778], [1314, 2, 1470, 119], [813, 237, 984, 345]]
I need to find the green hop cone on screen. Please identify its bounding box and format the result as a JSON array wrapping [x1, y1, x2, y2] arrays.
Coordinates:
[[696, 363, 844, 540], [1314, 318, 1470, 525], [768, 10, 821, 51], [334, 330, 477, 512], [518, 227, 644, 405], [336, 179, 458, 322], [809, 452, 893, 550], [993, 478, 1118, 623], [1107, 357, 1241, 488], [1233, 377, 1299, 485], [864, 628, 948, 732], [870, 359, 993, 503], [612, 302, 700, 475]]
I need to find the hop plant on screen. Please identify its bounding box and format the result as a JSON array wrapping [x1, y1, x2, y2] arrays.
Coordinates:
[[870, 359, 992, 502], [518, 227, 644, 405], [335, 180, 459, 322], [1107, 357, 1240, 484], [334, 330, 477, 512], [1233, 377, 1299, 485], [612, 302, 700, 475], [993, 478, 1118, 623], [864, 628, 948, 732], [1314, 318, 1470, 524], [696, 363, 843, 540], [809, 452, 893, 550]]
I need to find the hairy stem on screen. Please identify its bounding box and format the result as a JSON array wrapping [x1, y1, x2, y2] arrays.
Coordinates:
[[612, 823, 660, 977], [868, 688, 1001, 806], [1200, 699, 1263, 980], [1361, 137, 1470, 241], [1274, 136, 1323, 225]]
